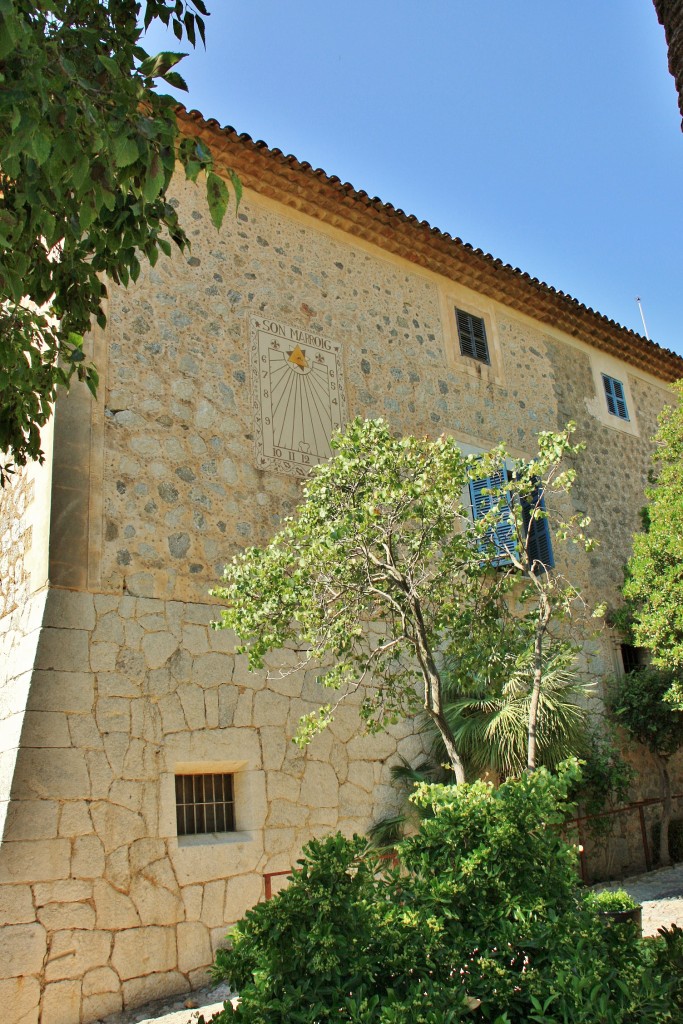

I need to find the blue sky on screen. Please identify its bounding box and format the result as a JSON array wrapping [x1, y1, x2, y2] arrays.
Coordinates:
[[144, 2, 683, 356]]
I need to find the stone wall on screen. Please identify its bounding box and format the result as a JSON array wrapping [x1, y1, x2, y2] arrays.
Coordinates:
[[0, 588, 423, 1024], [0, 469, 34, 621]]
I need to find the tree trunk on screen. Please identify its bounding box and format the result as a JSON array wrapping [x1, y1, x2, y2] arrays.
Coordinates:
[[527, 591, 551, 772], [655, 752, 673, 867], [409, 600, 467, 784], [427, 708, 467, 786]]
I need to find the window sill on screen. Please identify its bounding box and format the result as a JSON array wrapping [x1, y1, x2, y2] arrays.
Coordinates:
[[177, 831, 254, 848]]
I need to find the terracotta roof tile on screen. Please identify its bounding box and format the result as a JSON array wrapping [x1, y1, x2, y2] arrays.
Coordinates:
[[177, 106, 683, 384]]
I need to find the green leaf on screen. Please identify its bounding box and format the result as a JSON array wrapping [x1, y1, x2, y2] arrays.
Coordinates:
[[138, 50, 187, 79], [31, 131, 51, 165], [113, 134, 140, 168], [206, 171, 229, 230], [229, 169, 243, 210], [142, 152, 165, 202], [162, 70, 188, 91]]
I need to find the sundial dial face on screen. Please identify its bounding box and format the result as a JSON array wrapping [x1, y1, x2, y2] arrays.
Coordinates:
[[250, 315, 347, 477]]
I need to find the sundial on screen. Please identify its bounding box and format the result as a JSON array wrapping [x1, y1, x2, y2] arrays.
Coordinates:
[[249, 315, 347, 477]]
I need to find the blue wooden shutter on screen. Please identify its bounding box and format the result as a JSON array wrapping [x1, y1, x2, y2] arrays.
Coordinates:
[[469, 469, 517, 565], [601, 374, 629, 420], [522, 483, 554, 572]]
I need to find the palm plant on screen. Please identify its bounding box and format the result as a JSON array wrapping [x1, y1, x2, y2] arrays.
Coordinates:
[[443, 643, 593, 779], [368, 641, 594, 849]]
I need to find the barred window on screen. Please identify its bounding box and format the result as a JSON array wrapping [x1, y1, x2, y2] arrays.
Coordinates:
[[175, 773, 235, 836]]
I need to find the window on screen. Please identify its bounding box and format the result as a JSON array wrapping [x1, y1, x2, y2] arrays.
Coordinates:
[[175, 773, 235, 836], [602, 374, 629, 421], [620, 644, 645, 675], [456, 308, 490, 364], [469, 470, 554, 571]]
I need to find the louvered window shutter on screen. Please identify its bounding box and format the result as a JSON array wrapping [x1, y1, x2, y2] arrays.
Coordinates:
[[522, 483, 555, 572], [456, 309, 490, 364], [469, 469, 517, 566], [601, 374, 629, 420]]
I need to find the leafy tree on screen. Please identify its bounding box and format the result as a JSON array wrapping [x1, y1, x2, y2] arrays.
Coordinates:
[[610, 668, 683, 866], [0, 0, 238, 484], [213, 418, 594, 783], [212, 762, 678, 1023], [622, 381, 683, 684]]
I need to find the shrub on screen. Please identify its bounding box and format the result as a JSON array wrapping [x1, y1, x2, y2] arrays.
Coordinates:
[[584, 889, 639, 912], [211, 761, 678, 1023]]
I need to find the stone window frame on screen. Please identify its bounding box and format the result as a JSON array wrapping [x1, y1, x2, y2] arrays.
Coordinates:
[[161, 759, 263, 849], [439, 289, 504, 386], [585, 352, 639, 437]]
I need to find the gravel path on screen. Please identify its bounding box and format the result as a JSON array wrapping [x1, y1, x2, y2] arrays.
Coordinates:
[[98, 863, 683, 1024]]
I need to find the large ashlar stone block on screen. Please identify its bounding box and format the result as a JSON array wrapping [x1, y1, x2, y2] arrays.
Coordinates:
[[0, 922, 46, 977], [0, 883, 34, 923], [72, 834, 106, 878], [11, 747, 90, 800], [224, 872, 263, 924], [82, 965, 120, 997], [130, 876, 184, 926], [37, 900, 96, 931], [122, 971, 187, 1008], [58, 801, 94, 837], [44, 929, 112, 981], [41, 980, 81, 1024], [92, 611, 125, 645], [346, 730, 397, 762], [20, 711, 70, 748], [170, 832, 264, 885], [33, 879, 92, 905], [0, 838, 70, 884], [182, 625, 209, 656], [2, 799, 59, 841], [345, 761, 376, 794], [191, 651, 233, 688], [266, 772, 301, 803], [93, 879, 141, 930], [95, 696, 131, 734], [112, 926, 177, 980], [90, 642, 119, 673], [82, 991, 123, 1020], [91, 801, 145, 853], [259, 727, 287, 771], [0, 976, 40, 1024], [142, 631, 179, 670], [198, 879, 225, 929], [162, 727, 261, 771], [43, 590, 96, 631], [177, 921, 213, 974], [35, 628, 90, 673], [252, 689, 290, 726], [177, 684, 207, 730], [181, 884, 203, 922], [300, 761, 338, 808], [27, 671, 94, 714]]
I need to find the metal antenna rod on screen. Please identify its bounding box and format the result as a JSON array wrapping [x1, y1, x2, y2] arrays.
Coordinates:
[[635, 296, 650, 341]]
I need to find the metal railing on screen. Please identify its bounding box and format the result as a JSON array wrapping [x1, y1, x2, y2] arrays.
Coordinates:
[[566, 792, 683, 883], [262, 793, 683, 896]]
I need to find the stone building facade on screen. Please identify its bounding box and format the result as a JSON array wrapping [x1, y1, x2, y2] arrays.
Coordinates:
[[2, 108, 683, 1024]]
